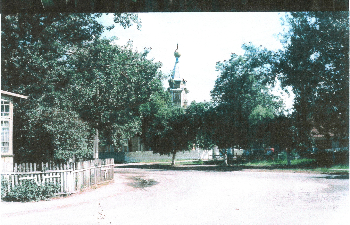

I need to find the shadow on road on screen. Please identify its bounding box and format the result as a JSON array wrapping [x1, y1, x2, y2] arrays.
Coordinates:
[[127, 176, 159, 188]]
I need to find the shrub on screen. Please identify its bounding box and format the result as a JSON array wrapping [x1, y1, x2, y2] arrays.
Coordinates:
[[1, 179, 9, 199], [2, 180, 60, 202]]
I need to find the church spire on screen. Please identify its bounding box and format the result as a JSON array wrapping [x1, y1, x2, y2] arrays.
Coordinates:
[[172, 44, 181, 80], [168, 44, 188, 108]]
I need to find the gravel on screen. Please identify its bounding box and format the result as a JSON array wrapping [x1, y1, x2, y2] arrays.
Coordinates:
[[1, 167, 349, 225]]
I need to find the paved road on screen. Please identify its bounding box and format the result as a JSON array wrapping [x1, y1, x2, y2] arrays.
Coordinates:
[[1, 166, 349, 225]]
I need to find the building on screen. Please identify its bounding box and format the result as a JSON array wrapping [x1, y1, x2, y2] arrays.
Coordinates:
[[1, 90, 28, 172], [167, 45, 189, 108], [310, 127, 348, 151]]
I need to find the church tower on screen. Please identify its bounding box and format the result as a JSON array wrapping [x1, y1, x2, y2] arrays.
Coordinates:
[[168, 44, 188, 108]]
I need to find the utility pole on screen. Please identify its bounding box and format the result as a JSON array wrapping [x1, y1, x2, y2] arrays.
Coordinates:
[[94, 128, 99, 159]]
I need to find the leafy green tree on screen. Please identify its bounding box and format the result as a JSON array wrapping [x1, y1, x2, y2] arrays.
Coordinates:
[[66, 39, 163, 150], [266, 115, 296, 152], [149, 106, 185, 166], [139, 87, 172, 150], [277, 12, 349, 151], [211, 44, 283, 153], [141, 97, 198, 165], [2, 14, 105, 94], [14, 105, 94, 163], [141, 98, 215, 166], [2, 13, 144, 162], [185, 101, 216, 150]]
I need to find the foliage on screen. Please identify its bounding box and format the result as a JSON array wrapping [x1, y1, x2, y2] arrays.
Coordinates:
[[139, 88, 172, 150], [1, 13, 162, 162], [244, 158, 316, 168], [141, 95, 198, 165], [66, 39, 163, 149], [2, 13, 105, 94], [1, 179, 9, 199], [211, 43, 283, 150], [185, 101, 216, 150], [14, 104, 94, 163], [276, 12, 349, 150], [2, 180, 60, 202]]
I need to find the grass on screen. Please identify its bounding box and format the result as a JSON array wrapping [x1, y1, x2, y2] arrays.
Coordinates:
[[123, 157, 348, 175], [312, 164, 349, 174], [243, 158, 349, 174], [245, 158, 316, 167]]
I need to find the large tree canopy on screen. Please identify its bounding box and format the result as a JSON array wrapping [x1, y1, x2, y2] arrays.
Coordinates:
[[277, 12, 349, 150], [211, 44, 283, 150], [68, 39, 163, 147], [1, 13, 165, 163], [1, 13, 140, 95], [140, 98, 194, 165]]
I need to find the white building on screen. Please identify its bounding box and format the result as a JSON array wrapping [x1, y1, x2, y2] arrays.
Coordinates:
[[1, 90, 28, 172]]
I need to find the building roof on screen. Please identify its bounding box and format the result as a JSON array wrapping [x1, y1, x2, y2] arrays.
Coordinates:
[[1, 90, 28, 99], [310, 127, 334, 139]]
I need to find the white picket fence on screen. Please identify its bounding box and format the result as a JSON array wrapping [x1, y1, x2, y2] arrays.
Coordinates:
[[1, 158, 114, 194]]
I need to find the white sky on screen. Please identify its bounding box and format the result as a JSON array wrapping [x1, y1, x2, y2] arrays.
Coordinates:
[[99, 12, 294, 112]]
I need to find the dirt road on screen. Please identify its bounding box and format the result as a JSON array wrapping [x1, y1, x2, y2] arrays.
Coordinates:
[[1, 166, 349, 225]]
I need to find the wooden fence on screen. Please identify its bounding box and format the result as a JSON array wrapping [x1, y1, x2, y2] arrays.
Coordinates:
[[1, 158, 114, 194]]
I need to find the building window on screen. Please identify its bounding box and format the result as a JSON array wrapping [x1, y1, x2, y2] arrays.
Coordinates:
[[1, 121, 10, 153], [1, 99, 11, 153], [1, 99, 10, 118]]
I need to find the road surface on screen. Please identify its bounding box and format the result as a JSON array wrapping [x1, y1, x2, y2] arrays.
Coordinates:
[[1, 165, 349, 225]]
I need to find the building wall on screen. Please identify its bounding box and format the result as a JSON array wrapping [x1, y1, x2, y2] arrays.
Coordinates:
[[99, 149, 213, 163], [1, 95, 14, 172], [1, 156, 13, 172], [168, 79, 188, 108], [130, 136, 144, 152]]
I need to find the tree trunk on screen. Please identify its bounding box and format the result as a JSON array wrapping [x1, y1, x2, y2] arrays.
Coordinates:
[[93, 129, 99, 159], [223, 153, 228, 166], [286, 148, 291, 166], [171, 150, 176, 166], [220, 149, 228, 166]]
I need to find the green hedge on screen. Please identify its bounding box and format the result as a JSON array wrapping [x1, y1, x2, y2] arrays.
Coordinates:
[[2, 180, 60, 202]]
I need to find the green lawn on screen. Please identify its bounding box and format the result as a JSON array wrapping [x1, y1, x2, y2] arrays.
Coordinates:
[[244, 158, 315, 167], [127, 158, 349, 174]]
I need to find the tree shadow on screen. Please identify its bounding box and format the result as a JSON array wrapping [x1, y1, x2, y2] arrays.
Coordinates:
[[127, 176, 159, 188], [322, 174, 349, 179]]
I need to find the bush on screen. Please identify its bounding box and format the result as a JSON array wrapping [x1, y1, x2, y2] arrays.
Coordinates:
[[1, 179, 9, 199], [14, 107, 94, 163], [2, 180, 60, 202]]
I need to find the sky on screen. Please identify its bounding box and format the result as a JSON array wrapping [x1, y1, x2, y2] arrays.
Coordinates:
[[99, 12, 294, 112]]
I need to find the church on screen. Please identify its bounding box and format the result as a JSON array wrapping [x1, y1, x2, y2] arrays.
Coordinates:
[[99, 46, 215, 162], [127, 45, 189, 153], [167, 44, 189, 108]]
